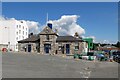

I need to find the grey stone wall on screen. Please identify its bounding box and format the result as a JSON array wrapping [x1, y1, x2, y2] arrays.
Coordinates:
[[39, 34, 57, 54], [56, 42, 84, 55], [18, 43, 37, 53]]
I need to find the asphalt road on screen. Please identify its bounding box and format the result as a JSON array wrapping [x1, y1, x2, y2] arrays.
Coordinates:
[[2, 52, 119, 78]]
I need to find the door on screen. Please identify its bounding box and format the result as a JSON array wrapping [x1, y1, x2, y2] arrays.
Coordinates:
[[61, 46, 64, 54], [66, 44, 70, 54], [44, 44, 51, 54], [28, 44, 31, 52]]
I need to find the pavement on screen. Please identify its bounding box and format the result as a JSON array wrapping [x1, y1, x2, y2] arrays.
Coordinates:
[[2, 52, 119, 78]]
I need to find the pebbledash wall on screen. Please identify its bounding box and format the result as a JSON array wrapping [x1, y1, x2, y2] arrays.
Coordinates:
[[18, 24, 88, 55], [0, 19, 29, 51]]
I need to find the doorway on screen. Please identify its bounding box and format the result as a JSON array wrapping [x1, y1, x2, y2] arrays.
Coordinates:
[[66, 44, 70, 54], [44, 44, 51, 54], [28, 44, 31, 52]]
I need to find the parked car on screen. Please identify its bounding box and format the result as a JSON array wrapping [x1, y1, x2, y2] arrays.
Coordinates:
[[112, 51, 120, 63], [2, 48, 8, 52], [96, 53, 105, 61]]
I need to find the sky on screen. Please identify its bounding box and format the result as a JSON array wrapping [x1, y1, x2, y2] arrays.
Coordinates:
[[1, 2, 118, 44]]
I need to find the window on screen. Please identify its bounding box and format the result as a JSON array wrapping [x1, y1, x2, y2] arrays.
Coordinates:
[[75, 42, 79, 50], [26, 32, 27, 35], [16, 37, 18, 40], [26, 28, 27, 31], [23, 31, 24, 35], [23, 26, 24, 29], [19, 25, 21, 28], [16, 25, 18, 28], [75, 46, 79, 50], [16, 46, 18, 49], [19, 30, 21, 34], [22, 36, 24, 39], [19, 36, 21, 39], [16, 44, 18, 49], [46, 35, 49, 40], [16, 32, 18, 35]]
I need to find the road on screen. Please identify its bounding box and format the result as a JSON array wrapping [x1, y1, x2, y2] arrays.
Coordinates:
[[2, 52, 119, 78]]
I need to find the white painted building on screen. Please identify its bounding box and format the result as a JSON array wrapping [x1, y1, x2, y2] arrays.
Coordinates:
[[0, 19, 28, 51], [82, 42, 88, 53]]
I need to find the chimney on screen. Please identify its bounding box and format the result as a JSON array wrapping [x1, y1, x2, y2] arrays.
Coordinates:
[[29, 33, 33, 38], [74, 32, 79, 38], [47, 23, 52, 29]]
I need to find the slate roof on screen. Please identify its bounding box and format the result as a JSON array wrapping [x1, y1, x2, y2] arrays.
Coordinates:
[[18, 35, 83, 43], [56, 36, 83, 42], [18, 35, 40, 43]]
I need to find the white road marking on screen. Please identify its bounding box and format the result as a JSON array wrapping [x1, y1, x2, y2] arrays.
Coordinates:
[[79, 70, 91, 78]]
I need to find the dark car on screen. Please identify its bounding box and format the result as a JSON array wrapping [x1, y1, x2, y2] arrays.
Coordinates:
[[112, 51, 120, 63], [87, 52, 94, 56]]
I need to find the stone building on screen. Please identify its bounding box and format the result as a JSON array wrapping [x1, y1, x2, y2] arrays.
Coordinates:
[[18, 24, 88, 55], [18, 33, 40, 53]]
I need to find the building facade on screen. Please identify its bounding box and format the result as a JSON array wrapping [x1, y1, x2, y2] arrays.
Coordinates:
[[18, 24, 88, 55], [83, 38, 93, 51], [0, 19, 28, 51]]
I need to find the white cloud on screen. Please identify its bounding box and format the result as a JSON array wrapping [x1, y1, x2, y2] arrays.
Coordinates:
[[48, 15, 85, 36], [0, 16, 15, 21], [25, 20, 40, 34], [102, 40, 109, 44], [82, 35, 96, 42], [100, 40, 116, 44]]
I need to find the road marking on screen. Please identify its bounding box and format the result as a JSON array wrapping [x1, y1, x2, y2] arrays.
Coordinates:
[[78, 67, 92, 78], [80, 71, 91, 78]]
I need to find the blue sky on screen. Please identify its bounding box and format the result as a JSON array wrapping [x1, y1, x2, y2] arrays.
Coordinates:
[[2, 2, 118, 43]]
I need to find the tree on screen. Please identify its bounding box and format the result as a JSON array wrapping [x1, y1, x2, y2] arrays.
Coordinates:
[[116, 41, 120, 48]]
